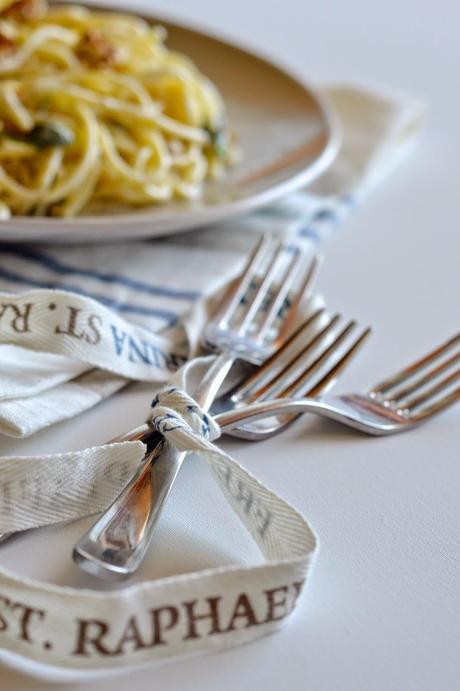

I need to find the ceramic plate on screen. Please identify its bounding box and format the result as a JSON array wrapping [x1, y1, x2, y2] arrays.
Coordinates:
[[0, 2, 341, 242]]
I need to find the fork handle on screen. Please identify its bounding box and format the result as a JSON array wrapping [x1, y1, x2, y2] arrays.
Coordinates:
[[73, 353, 235, 580]]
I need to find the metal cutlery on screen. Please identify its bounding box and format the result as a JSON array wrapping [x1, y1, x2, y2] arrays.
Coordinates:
[[217, 332, 460, 437], [73, 235, 324, 579], [216, 310, 371, 438]]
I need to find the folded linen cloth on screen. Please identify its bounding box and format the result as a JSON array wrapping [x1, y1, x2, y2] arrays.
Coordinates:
[[0, 84, 424, 437]]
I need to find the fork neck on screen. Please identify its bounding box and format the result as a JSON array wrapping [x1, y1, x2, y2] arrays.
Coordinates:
[[193, 352, 236, 410]]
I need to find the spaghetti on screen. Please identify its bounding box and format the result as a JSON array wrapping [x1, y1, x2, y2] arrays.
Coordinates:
[[0, 0, 234, 218]]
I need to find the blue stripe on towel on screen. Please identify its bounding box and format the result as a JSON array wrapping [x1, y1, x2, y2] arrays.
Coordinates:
[[1, 247, 201, 302], [311, 208, 337, 223], [297, 227, 321, 243], [0, 267, 178, 325]]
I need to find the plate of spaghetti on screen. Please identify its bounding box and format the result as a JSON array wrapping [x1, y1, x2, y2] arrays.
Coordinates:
[[0, 0, 340, 241]]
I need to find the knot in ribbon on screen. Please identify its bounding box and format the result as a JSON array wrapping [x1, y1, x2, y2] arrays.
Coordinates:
[[150, 386, 221, 449]]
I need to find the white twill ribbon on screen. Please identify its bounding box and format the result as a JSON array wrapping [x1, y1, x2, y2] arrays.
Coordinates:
[[0, 358, 317, 675], [0, 289, 189, 381], [0, 287, 194, 436]]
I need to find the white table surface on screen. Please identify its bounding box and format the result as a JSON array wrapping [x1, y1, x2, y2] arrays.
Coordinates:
[[2, 0, 459, 689]]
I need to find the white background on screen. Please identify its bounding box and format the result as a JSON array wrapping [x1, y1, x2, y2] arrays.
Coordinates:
[[2, 0, 459, 689]]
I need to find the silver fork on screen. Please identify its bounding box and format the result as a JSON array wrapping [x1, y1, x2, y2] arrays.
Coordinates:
[[73, 235, 323, 580], [216, 332, 460, 437], [215, 310, 371, 439], [74, 306, 370, 581]]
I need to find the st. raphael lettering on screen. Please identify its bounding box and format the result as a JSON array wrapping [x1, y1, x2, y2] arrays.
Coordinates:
[[72, 582, 304, 658], [0, 581, 305, 658]]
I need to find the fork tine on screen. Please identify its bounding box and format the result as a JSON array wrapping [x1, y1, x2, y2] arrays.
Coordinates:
[[413, 385, 460, 421], [213, 234, 270, 326], [274, 253, 322, 347], [278, 319, 359, 398], [239, 313, 343, 402], [236, 240, 284, 335], [389, 351, 460, 403], [230, 308, 328, 402], [253, 247, 302, 341], [255, 251, 320, 342], [402, 367, 460, 413], [371, 332, 460, 396], [305, 327, 372, 398]]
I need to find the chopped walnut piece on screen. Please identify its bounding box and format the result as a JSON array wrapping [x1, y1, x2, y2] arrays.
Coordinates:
[[76, 29, 120, 68], [3, 0, 48, 22], [0, 32, 15, 58]]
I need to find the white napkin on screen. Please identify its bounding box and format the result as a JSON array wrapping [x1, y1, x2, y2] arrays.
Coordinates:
[[0, 84, 424, 437]]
